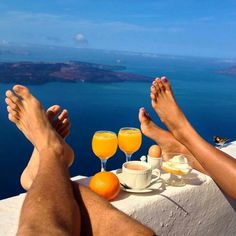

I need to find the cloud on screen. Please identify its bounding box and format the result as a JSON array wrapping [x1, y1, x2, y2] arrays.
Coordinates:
[[0, 10, 185, 49], [74, 33, 88, 44], [0, 39, 9, 45]]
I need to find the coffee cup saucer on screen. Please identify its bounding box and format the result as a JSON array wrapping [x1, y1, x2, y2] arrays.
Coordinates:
[[115, 171, 162, 193]]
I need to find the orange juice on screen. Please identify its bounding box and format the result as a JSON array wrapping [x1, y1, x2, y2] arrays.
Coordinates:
[[118, 128, 142, 155], [92, 131, 118, 160]]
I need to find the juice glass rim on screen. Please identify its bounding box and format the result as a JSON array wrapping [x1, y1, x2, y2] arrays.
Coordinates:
[[119, 127, 141, 131], [93, 130, 117, 135]]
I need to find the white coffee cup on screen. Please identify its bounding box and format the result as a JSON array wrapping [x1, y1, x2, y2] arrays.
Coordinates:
[[122, 161, 160, 189], [147, 155, 162, 170]]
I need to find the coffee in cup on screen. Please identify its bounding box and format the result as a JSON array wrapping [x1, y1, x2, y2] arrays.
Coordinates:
[[125, 163, 149, 171], [122, 161, 160, 189]]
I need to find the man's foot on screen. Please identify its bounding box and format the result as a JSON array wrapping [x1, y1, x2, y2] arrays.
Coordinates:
[[150, 77, 190, 138], [5, 85, 74, 188], [139, 107, 206, 173], [20, 105, 71, 190]]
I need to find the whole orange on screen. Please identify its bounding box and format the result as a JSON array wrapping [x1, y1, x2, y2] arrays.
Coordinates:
[[89, 171, 120, 201]]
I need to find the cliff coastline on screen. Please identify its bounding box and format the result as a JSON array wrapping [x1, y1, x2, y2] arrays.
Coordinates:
[[0, 61, 151, 84]]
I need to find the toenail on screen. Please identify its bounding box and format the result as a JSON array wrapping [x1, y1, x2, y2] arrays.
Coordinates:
[[162, 77, 168, 82], [14, 87, 21, 92], [6, 91, 11, 96]]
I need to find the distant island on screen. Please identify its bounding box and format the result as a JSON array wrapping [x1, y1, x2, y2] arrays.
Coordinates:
[[0, 61, 151, 84], [218, 65, 236, 76]]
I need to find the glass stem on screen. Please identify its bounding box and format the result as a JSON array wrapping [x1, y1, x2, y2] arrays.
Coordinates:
[[101, 159, 107, 171], [126, 154, 132, 162]]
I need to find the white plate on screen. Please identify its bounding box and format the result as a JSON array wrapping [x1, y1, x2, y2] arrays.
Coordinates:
[[116, 172, 163, 193]]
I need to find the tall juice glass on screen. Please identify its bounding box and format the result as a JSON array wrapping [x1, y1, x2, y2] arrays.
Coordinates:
[[92, 131, 118, 171], [118, 127, 142, 162]]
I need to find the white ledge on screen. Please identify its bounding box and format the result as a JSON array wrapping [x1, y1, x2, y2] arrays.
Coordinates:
[[1, 142, 236, 235]]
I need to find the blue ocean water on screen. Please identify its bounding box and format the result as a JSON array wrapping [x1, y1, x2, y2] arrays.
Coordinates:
[[1, 51, 236, 199]]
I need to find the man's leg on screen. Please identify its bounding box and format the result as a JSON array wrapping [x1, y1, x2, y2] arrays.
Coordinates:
[[5, 85, 80, 235], [20, 105, 71, 190], [6, 85, 155, 236], [150, 76, 236, 200], [18, 148, 81, 236], [73, 182, 155, 236]]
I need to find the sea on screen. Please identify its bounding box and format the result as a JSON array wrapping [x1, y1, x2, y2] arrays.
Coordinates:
[[1, 48, 236, 199]]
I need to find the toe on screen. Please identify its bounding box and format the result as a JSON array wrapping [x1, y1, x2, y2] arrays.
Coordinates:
[[47, 105, 61, 122], [53, 109, 69, 130], [8, 113, 19, 123], [142, 108, 152, 120], [61, 129, 70, 139], [161, 76, 171, 91], [13, 85, 32, 99], [62, 118, 70, 126], [5, 90, 22, 107], [157, 78, 165, 92], [58, 118, 70, 132], [57, 117, 70, 138], [139, 107, 151, 123], [153, 78, 158, 87], [150, 86, 157, 102], [150, 91, 156, 102], [58, 109, 68, 121], [13, 85, 42, 109], [153, 78, 161, 94], [7, 106, 20, 118], [138, 107, 146, 123], [5, 97, 19, 111]]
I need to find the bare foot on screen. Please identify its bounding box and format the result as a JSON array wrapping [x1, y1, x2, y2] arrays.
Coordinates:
[[139, 107, 207, 173], [5, 85, 74, 189], [20, 105, 71, 190], [150, 77, 190, 138]]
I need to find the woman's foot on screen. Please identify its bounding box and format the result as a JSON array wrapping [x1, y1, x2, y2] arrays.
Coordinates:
[[20, 105, 71, 190], [150, 77, 191, 139], [139, 107, 207, 173], [5, 85, 74, 189], [139, 107, 190, 155]]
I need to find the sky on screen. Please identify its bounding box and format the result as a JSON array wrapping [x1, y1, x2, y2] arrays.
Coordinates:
[[0, 0, 236, 58]]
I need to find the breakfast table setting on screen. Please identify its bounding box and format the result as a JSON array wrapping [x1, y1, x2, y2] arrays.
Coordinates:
[[72, 139, 236, 235], [1, 131, 236, 235]]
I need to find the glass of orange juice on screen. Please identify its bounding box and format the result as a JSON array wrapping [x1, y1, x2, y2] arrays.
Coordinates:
[[118, 127, 142, 162], [92, 131, 118, 171]]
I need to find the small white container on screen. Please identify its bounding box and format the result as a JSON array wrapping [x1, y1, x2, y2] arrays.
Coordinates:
[[147, 155, 162, 170], [122, 161, 160, 189]]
